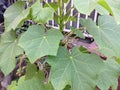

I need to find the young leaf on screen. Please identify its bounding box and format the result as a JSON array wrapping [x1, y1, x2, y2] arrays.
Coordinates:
[[31, 1, 54, 24], [79, 46, 88, 53], [63, 0, 70, 3], [19, 25, 63, 63], [73, 0, 98, 15], [80, 15, 120, 59], [0, 31, 23, 75], [63, 16, 77, 22], [17, 72, 54, 90], [44, 3, 58, 11], [47, 47, 104, 90], [25, 63, 37, 80], [17, 76, 44, 90], [74, 30, 84, 38], [4, 1, 30, 32]]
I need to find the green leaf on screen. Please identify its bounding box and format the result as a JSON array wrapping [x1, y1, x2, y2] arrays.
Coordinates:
[[63, 85, 71, 90], [0, 31, 23, 75], [74, 30, 84, 38], [116, 57, 120, 64], [63, 0, 70, 3], [19, 25, 63, 63], [31, 1, 54, 24], [73, 0, 98, 15], [44, 3, 58, 11], [17, 74, 43, 90], [98, 0, 113, 15], [25, 63, 37, 80], [96, 4, 110, 15], [79, 46, 88, 53], [96, 0, 120, 24], [47, 47, 104, 90], [105, 0, 120, 24], [63, 16, 77, 22], [8, 72, 54, 90], [80, 15, 120, 59], [70, 27, 84, 38], [7, 81, 17, 90], [97, 59, 120, 90], [17, 72, 54, 90], [4, 1, 30, 32]]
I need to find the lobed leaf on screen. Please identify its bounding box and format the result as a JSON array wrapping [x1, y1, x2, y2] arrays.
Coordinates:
[[8, 71, 54, 90], [19, 25, 63, 63], [47, 47, 103, 90], [0, 31, 23, 75], [97, 59, 120, 90], [4, 1, 30, 32], [97, 0, 120, 24], [31, 1, 54, 24], [47, 47, 120, 90], [80, 15, 120, 59]]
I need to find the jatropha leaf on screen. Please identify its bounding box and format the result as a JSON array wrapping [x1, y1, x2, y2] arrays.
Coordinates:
[[80, 15, 120, 59], [96, 0, 113, 15], [73, 0, 120, 23], [17, 71, 54, 90], [73, 0, 98, 15], [97, 59, 120, 90], [25, 63, 37, 80], [4, 1, 30, 32], [31, 1, 54, 24], [47, 47, 103, 90], [97, 0, 120, 24], [19, 25, 63, 63], [0, 31, 23, 75], [47, 47, 120, 90], [106, 0, 120, 24], [44, 3, 58, 11], [7, 71, 54, 90]]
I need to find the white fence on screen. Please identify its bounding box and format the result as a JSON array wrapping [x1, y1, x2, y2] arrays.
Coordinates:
[[45, 0, 99, 31], [7, 0, 99, 31]]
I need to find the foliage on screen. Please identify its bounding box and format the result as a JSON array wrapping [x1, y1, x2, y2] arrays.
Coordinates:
[[4, 1, 30, 32], [19, 25, 63, 63], [31, 0, 54, 24], [8, 70, 54, 90], [0, 0, 119, 90], [0, 31, 23, 75], [80, 15, 120, 59]]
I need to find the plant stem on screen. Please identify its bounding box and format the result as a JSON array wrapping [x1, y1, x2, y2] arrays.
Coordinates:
[[58, 0, 64, 32]]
